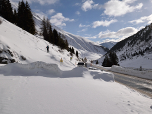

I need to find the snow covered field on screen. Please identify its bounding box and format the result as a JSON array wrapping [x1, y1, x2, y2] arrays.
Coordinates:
[[0, 62, 152, 114]]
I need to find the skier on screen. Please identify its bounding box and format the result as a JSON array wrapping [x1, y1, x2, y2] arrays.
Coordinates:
[[46, 45, 49, 53]]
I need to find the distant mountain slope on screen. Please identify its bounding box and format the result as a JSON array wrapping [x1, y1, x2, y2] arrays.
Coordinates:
[[100, 41, 117, 49], [33, 13, 108, 59], [97, 24, 152, 68]]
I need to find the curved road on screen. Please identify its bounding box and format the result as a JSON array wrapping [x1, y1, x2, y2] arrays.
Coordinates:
[[91, 64, 152, 98]]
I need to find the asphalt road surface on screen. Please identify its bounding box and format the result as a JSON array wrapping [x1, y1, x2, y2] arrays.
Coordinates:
[[91, 64, 152, 98]]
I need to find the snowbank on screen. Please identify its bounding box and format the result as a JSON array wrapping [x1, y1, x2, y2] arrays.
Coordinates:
[[0, 62, 114, 82], [0, 62, 62, 77], [111, 65, 152, 80]]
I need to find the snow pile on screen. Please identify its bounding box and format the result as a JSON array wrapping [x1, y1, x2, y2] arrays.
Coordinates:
[[0, 62, 62, 77], [111, 65, 152, 80], [0, 62, 114, 82]]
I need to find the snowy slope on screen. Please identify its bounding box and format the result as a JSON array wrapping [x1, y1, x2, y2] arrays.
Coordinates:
[[33, 13, 107, 60], [0, 16, 77, 70], [100, 41, 117, 49], [97, 25, 152, 69], [10, 2, 107, 61]]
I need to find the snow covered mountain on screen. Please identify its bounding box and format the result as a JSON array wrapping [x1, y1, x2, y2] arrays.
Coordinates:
[[0, 16, 79, 70], [33, 13, 108, 60], [9, 2, 107, 61], [100, 41, 117, 50], [98, 24, 152, 69]]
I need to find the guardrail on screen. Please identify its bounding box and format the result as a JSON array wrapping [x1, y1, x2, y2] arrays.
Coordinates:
[[123, 67, 152, 71]]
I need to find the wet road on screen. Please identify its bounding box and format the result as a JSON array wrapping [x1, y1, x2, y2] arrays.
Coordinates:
[[114, 72, 152, 98], [91, 64, 152, 98]]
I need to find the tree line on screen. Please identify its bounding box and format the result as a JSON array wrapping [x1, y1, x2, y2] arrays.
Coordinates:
[[41, 18, 79, 57], [41, 18, 69, 50], [102, 52, 119, 67], [0, 0, 35, 35]]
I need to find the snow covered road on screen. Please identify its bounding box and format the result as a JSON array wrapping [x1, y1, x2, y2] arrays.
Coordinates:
[[92, 64, 152, 98], [114, 72, 152, 98]]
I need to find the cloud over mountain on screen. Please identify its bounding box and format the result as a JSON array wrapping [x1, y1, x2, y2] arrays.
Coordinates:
[[103, 0, 143, 16], [98, 27, 138, 39]]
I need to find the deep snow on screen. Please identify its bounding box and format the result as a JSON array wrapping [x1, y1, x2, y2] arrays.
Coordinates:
[[0, 62, 152, 114]]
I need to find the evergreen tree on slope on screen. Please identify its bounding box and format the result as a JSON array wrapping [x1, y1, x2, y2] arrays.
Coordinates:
[[0, 0, 13, 22]]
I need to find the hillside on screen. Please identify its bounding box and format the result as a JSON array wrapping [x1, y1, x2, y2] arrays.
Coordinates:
[[100, 41, 117, 50], [0, 16, 77, 70], [33, 13, 108, 60], [98, 24, 152, 69]]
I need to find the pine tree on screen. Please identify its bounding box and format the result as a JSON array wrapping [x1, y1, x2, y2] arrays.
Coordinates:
[[13, 9, 17, 24], [102, 52, 119, 67], [109, 52, 119, 65], [102, 55, 109, 67], [71, 47, 75, 54], [69, 47, 71, 52], [25, 1, 35, 34], [96, 60, 98, 64], [41, 17, 48, 41], [17, 0, 26, 29], [49, 24, 54, 44], [65, 40, 69, 50], [0, 0, 13, 22], [76, 51, 78, 58], [53, 29, 59, 45], [17, 1, 35, 34]]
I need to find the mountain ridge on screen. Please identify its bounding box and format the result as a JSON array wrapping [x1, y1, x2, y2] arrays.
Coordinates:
[[97, 24, 152, 68]]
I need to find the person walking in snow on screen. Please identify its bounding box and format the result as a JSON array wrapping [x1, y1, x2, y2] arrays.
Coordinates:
[[46, 45, 49, 53]]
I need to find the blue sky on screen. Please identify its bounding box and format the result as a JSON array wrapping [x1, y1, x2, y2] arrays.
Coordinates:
[[11, 0, 152, 43]]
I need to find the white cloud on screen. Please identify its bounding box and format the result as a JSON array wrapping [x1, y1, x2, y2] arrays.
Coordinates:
[[78, 28, 88, 32], [75, 3, 81, 6], [103, 0, 143, 16], [81, 0, 94, 11], [85, 36, 97, 39], [129, 14, 152, 24], [81, 0, 102, 11], [50, 13, 74, 27], [79, 24, 90, 28], [92, 19, 117, 28], [98, 27, 138, 40], [47, 9, 55, 15], [76, 11, 80, 15], [11, 0, 59, 5]]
